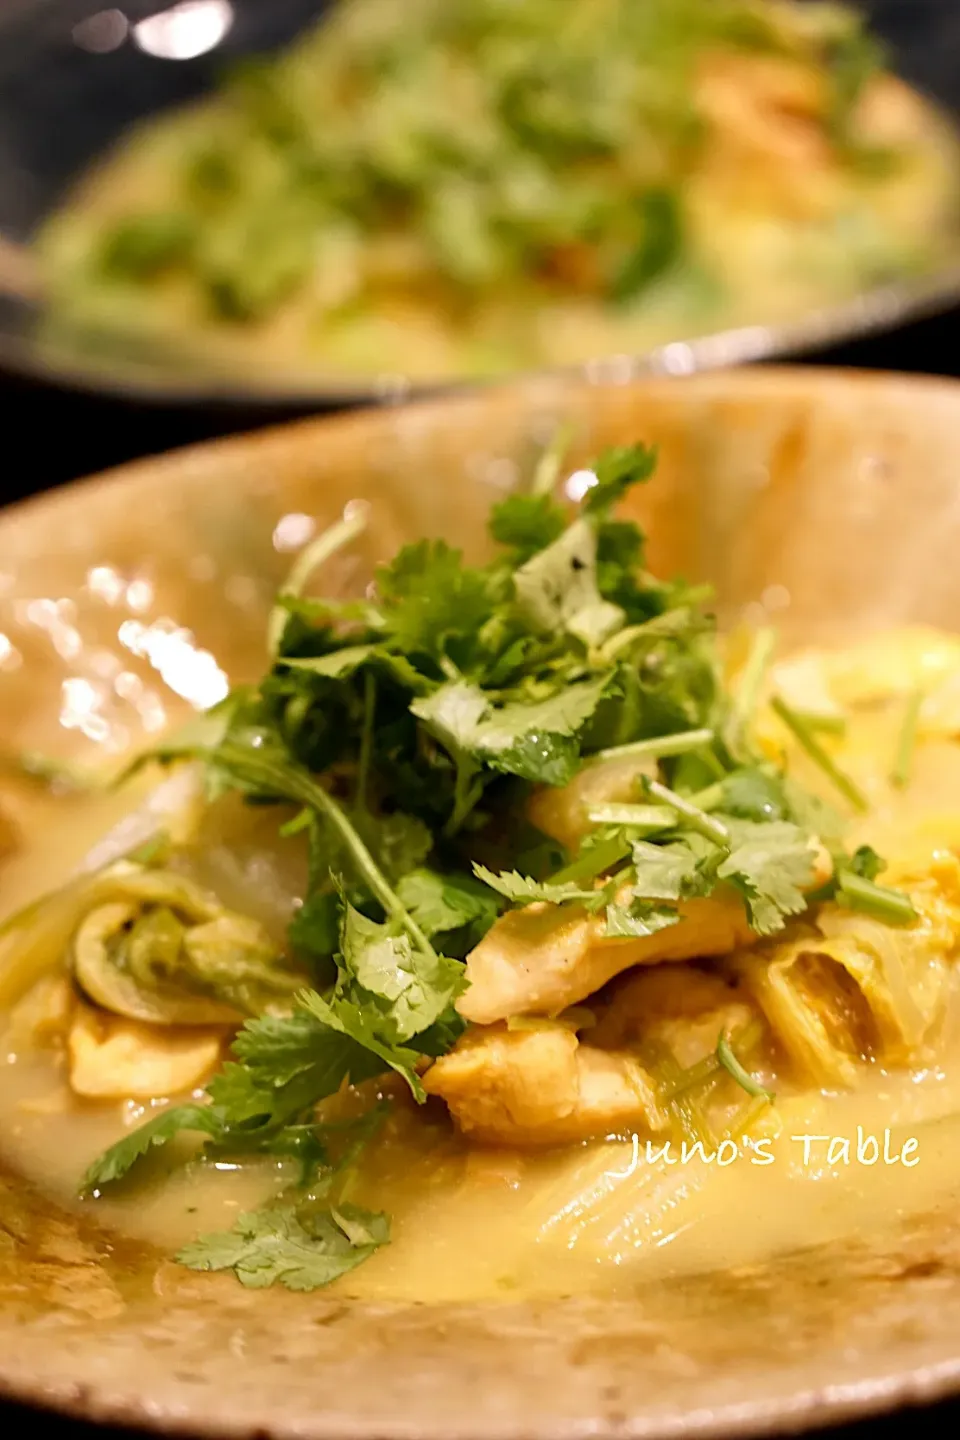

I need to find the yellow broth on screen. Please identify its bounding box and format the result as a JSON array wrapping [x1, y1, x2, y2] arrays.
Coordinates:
[[3, 655, 960, 1300]]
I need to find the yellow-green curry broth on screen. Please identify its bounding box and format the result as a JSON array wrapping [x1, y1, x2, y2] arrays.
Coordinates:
[[4, 627, 960, 1300]]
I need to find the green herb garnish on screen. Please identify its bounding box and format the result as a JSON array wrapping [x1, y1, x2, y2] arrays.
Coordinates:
[[835, 871, 918, 927], [73, 430, 905, 1292], [890, 688, 924, 790], [770, 695, 868, 813], [716, 1030, 775, 1105]]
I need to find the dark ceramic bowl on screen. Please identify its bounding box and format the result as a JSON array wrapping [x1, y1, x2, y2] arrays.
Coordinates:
[[0, 0, 960, 407]]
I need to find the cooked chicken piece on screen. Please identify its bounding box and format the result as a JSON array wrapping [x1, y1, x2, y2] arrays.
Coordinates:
[[459, 891, 757, 1026], [424, 1022, 666, 1147], [68, 1003, 224, 1099], [590, 965, 757, 1070], [527, 751, 657, 853], [430, 968, 766, 1147], [461, 824, 831, 1028]]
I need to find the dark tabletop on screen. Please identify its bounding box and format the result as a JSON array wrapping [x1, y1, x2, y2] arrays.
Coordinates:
[[2, 302, 960, 507]]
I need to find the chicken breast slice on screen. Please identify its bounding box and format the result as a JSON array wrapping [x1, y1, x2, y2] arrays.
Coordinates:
[[429, 968, 764, 1147], [424, 1022, 666, 1147], [589, 964, 758, 1068], [457, 890, 757, 1026]]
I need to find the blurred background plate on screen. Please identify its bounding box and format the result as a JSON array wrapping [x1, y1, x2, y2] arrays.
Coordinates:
[[1, 0, 960, 419]]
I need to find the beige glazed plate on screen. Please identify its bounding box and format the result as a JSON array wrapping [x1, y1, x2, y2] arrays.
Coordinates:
[[4, 368, 960, 1438]]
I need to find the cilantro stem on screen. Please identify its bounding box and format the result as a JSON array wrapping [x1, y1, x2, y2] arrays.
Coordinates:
[[585, 803, 677, 830], [593, 727, 714, 764], [890, 688, 923, 789], [789, 709, 847, 737], [640, 777, 730, 845], [836, 871, 918, 926], [267, 507, 369, 657], [444, 752, 483, 839], [687, 780, 726, 812], [770, 696, 868, 813], [667, 1018, 765, 1101], [716, 1030, 775, 1104], [531, 421, 576, 497], [550, 834, 632, 885], [728, 627, 777, 754], [215, 739, 438, 960], [598, 606, 700, 661], [357, 672, 376, 812]]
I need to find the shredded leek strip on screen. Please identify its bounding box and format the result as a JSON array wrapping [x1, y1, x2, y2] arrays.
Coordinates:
[[639, 1037, 716, 1148], [788, 709, 847, 736], [890, 687, 923, 789], [585, 802, 678, 830], [721, 1094, 777, 1146], [549, 833, 632, 885], [770, 695, 868, 812], [666, 1017, 766, 1100], [728, 627, 777, 754]]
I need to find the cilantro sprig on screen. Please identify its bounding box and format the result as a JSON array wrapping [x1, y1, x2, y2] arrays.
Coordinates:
[[80, 430, 914, 1291]]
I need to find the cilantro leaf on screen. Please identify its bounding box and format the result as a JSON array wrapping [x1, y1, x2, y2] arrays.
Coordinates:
[[492, 731, 582, 786], [582, 443, 657, 516], [178, 1202, 389, 1292], [81, 1103, 220, 1192], [412, 675, 609, 786], [303, 805, 433, 890], [288, 890, 340, 967], [211, 1008, 387, 1123], [375, 540, 496, 659], [396, 867, 500, 940], [489, 492, 566, 559], [781, 776, 846, 846], [471, 864, 601, 906], [629, 839, 710, 901], [604, 899, 679, 938], [336, 899, 466, 1043], [513, 518, 624, 645], [718, 767, 788, 822], [352, 810, 433, 884], [85, 999, 403, 1194], [717, 820, 814, 936], [282, 644, 380, 679], [297, 989, 429, 1100], [409, 682, 488, 754]]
